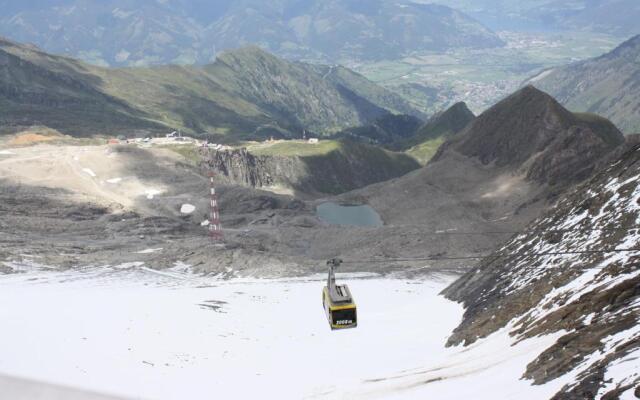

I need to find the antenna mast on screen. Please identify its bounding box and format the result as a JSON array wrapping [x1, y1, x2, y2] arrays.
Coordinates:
[[208, 170, 223, 242]]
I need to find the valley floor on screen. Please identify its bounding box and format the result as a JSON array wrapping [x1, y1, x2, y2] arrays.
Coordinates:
[[0, 263, 580, 400]]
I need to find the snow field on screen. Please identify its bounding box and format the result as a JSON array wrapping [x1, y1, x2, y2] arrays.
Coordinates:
[[0, 265, 599, 400]]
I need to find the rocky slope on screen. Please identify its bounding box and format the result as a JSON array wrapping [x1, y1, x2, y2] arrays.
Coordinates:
[[0, 38, 161, 135], [531, 35, 640, 134], [0, 0, 503, 66], [442, 139, 640, 399], [338, 86, 625, 261], [0, 87, 631, 279], [434, 86, 624, 186], [203, 140, 420, 195], [0, 38, 421, 138]]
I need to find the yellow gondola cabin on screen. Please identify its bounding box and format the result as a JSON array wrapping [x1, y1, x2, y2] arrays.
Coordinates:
[[322, 259, 357, 330]]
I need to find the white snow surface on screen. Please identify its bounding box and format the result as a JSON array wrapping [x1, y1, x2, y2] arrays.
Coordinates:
[[595, 329, 640, 397], [82, 168, 97, 177], [0, 150, 15, 155], [180, 204, 196, 214], [145, 189, 161, 200], [135, 248, 163, 254], [0, 264, 573, 400]]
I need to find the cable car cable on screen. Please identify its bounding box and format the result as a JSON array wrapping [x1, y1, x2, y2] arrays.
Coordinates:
[[342, 247, 640, 266], [369, 225, 640, 236]]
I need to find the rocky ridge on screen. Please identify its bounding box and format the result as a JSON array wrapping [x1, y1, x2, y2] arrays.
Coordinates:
[[0, 38, 421, 139], [531, 34, 640, 134], [432, 86, 625, 187], [443, 141, 640, 399], [203, 141, 420, 195]]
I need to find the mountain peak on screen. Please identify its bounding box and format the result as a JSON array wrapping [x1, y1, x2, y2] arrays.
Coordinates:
[[215, 45, 277, 64], [510, 84, 558, 104], [436, 101, 475, 124], [432, 87, 624, 185], [605, 34, 640, 59], [416, 101, 475, 141]]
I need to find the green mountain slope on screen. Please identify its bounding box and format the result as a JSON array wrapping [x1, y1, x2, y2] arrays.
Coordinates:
[[402, 102, 475, 164], [333, 114, 424, 145], [0, 37, 163, 135], [0, 38, 423, 139], [530, 35, 640, 134], [331, 102, 475, 164]]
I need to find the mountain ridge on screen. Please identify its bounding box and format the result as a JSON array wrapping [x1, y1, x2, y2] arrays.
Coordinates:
[[0, 38, 423, 139], [530, 35, 640, 134], [336, 86, 625, 266], [432, 86, 624, 186], [0, 0, 504, 66]]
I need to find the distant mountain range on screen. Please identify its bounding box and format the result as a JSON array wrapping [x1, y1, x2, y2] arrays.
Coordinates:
[[0, 37, 422, 139], [0, 0, 503, 66], [530, 0, 640, 36], [531, 35, 640, 134], [426, 0, 640, 34]]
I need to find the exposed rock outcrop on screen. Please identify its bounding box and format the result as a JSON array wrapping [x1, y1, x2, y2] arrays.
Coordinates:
[[202, 141, 420, 195], [432, 86, 625, 187], [205, 148, 276, 188], [442, 141, 640, 399]]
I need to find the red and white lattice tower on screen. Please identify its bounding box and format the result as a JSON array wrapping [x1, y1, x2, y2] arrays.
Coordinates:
[[208, 171, 223, 242]]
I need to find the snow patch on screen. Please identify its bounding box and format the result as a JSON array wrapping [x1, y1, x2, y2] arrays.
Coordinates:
[[135, 248, 163, 254], [145, 189, 161, 200], [1, 260, 56, 273], [112, 261, 144, 270], [180, 204, 196, 214], [106, 177, 122, 184], [82, 168, 96, 177]]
